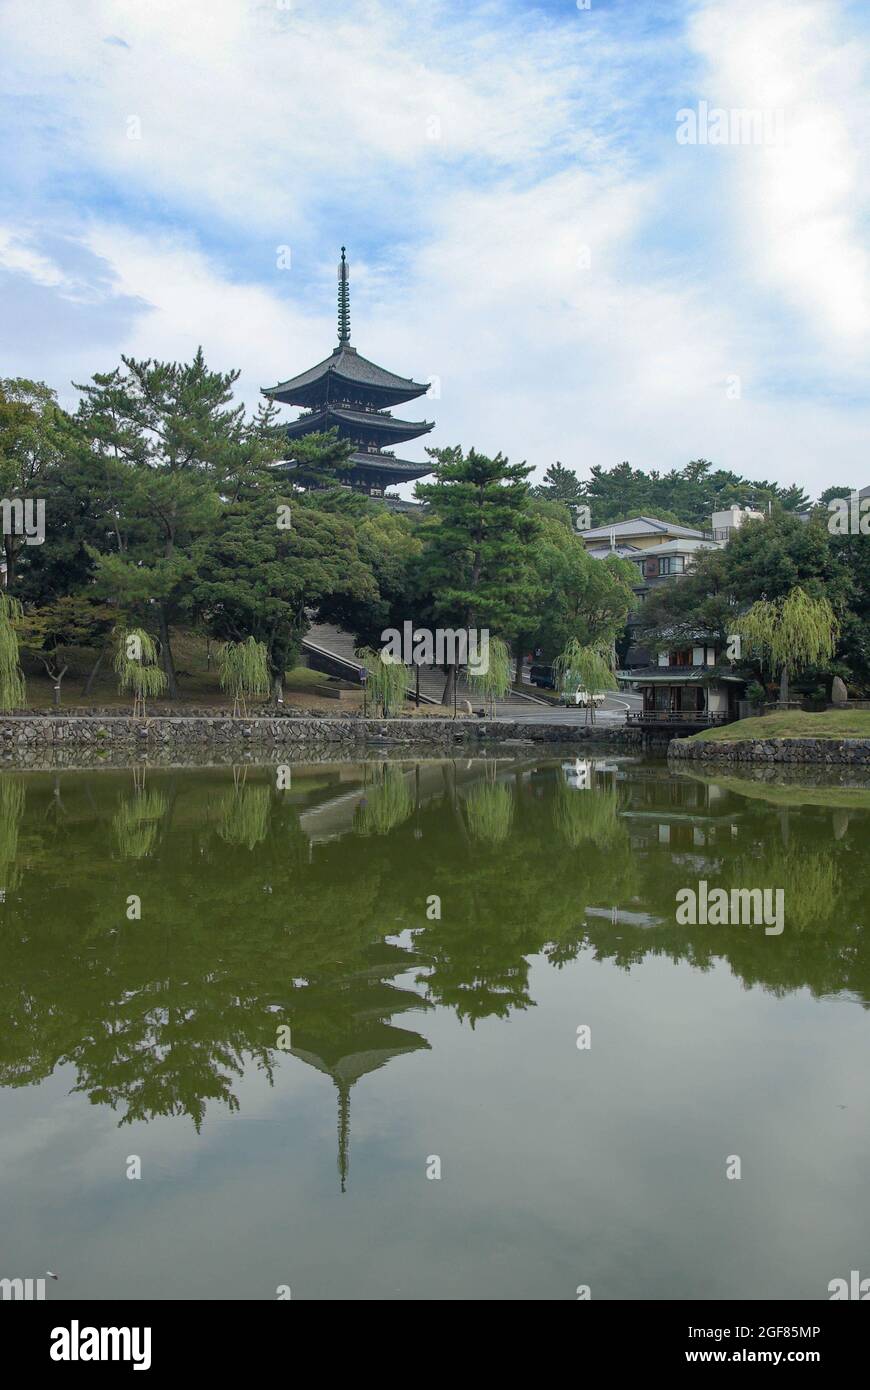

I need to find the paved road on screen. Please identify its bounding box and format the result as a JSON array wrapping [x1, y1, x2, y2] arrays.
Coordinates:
[[308, 622, 543, 711], [487, 691, 642, 723], [306, 623, 643, 724]]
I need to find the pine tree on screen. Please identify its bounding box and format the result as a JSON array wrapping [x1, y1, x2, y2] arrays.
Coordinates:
[[415, 446, 540, 702], [534, 461, 585, 504]]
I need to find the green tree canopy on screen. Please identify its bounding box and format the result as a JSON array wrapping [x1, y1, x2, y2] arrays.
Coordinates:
[[533, 461, 585, 504], [735, 587, 840, 703], [414, 445, 541, 699], [72, 349, 283, 697], [0, 378, 66, 590], [573, 458, 809, 530], [193, 490, 376, 701]]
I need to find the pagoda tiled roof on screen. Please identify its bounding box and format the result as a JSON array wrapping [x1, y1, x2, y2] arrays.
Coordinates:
[[270, 451, 431, 482], [346, 451, 431, 478], [263, 345, 429, 404], [283, 404, 433, 444]]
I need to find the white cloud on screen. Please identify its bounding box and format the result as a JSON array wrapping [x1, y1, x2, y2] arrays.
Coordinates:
[[687, 0, 870, 347], [0, 0, 868, 500], [0, 228, 67, 289], [0, 0, 614, 235], [81, 224, 318, 391]]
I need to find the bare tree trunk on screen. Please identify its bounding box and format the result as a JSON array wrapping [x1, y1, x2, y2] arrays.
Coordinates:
[[82, 645, 107, 697], [52, 668, 67, 708], [779, 666, 789, 705], [513, 639, 524, 688], [272, 672, 284, 704], [441, 662, 455, 706], [157, 605, 179, 701], [3, 535, 15, 591]]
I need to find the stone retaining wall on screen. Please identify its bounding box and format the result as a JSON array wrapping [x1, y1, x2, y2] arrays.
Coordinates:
[[668, 736, 870, 765], [0, 714, 640, 760]]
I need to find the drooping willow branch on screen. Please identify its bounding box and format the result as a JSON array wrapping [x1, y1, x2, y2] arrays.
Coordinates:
[[218, 638, 270, 717], [113, 628, 168, 718], [0, 593, 26, 711]]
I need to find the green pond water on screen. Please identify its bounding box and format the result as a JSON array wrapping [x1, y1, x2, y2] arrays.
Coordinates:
[[0, 749, 867, 1301]]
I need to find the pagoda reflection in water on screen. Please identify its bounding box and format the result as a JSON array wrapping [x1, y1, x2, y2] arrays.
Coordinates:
[[288, 941, 432, 1192]]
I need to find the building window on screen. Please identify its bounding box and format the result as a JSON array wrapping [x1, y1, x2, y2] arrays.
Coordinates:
[[658, 555, 685, 575]]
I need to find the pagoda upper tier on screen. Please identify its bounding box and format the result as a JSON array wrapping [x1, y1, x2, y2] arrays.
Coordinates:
[[261, 247, 435, 496], [264, 343, 432, 410]]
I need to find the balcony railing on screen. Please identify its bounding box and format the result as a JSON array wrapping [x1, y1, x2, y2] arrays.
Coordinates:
[[626, 710, 732, 724]]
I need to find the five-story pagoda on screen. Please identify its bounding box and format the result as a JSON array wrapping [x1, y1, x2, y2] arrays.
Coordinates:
[[262, 248, 434, 496]]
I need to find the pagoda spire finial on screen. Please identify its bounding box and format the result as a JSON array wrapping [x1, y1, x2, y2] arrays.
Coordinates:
[[337, 1080, 351, 1193], [337, 246, 350, 345]]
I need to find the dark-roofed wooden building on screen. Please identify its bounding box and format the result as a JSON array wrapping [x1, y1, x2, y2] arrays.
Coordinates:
[[262, 247, 435, 497], [626, 637, 746, 733]]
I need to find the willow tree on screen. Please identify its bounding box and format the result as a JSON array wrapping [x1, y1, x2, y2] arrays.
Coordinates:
[[735, 587, 839, 705], [467, 635, 511, 718], [218, 784, 271, 850], [553, 781, 622, 849], [0, 594, 26, 710], [112, 789, 169, 860], [553, 637, 617, 724], [0, 776, 25, 891], [218, 638, 270, 717], [463, 781, 514, 845], [355, 765, 414, 836], [113, 628, 167, 718], [355, 646, 408, 716]]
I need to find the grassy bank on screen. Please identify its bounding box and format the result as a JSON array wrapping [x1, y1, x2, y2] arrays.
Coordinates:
[[681, 768, 870, 809], [16, 629, 474, 718], [689, 710, 870, 742]]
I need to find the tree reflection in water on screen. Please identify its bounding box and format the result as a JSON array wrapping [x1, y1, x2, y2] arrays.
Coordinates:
[[0, 755, 866, 1180]]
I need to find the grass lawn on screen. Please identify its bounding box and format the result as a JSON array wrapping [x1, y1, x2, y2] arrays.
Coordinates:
[[689, 709, 870, 741], [19, 628, 459, 717], [21, 628, 368, 713]]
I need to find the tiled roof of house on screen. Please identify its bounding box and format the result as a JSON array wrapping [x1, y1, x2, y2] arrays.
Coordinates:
[[581, 515, 711, 542]]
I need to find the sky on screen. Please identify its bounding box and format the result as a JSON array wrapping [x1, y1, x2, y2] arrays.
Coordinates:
[[1, 0, 868, 500]]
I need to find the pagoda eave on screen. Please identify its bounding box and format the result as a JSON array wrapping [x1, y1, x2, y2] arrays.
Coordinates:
[[284, 408, 434, 446], [271, 451, 432, 494], [264, 372, 429, 410], [262, 345, 430, 409], [347, 451, 431, 480]]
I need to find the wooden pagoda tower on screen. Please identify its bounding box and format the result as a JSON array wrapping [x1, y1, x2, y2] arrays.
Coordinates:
[[262, 248, 434, 496]]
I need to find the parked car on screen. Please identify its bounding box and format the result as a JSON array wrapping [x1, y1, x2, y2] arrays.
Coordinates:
[[529, 662, 556, 689]]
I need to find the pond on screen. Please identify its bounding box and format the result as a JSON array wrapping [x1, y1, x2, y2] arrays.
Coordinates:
[[0, 749, 867, 1300]]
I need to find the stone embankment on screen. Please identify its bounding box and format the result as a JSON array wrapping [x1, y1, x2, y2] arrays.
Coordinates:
[[0, 714, 641, 760], [669, 737, 870, 765]]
